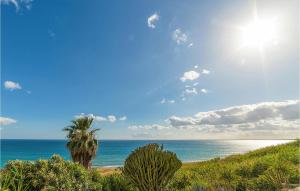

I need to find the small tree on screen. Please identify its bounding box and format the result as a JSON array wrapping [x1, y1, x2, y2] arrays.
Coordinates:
[[63, 116, 99, 169], [123, 144, 182, 191]]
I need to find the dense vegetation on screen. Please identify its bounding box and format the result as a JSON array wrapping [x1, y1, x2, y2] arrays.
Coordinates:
[[123, 144, 182, 191], [170, 139, 300, 191], [0, 155, 102, 191], [1, 140, 299, 191]]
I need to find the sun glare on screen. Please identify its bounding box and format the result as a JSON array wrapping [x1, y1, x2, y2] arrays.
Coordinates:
[[241, 18, 279, 50]]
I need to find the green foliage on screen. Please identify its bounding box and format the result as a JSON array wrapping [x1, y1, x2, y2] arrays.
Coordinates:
[[167, 173, 192, 191], [1, 155, 102, 191], [174, 140, 300, 191], [0, 163, 30, 191], [251, 161, 300, 191], [123, 144, 182, 191], [101, 174, 135, 191], [63, 116, 99, 169]]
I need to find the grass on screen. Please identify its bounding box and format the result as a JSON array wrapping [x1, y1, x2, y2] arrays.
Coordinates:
[[172, 140, 300, 190]]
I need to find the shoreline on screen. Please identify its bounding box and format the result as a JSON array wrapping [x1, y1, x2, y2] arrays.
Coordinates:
[[92, 159, 206, 169], [96, 160, 204, 176]]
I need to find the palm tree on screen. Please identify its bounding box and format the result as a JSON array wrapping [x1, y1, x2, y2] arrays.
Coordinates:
[[63, 116, 99, 169]]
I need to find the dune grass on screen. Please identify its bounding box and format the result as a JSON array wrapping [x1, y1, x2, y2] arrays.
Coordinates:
[[170, 140, 300, 190]]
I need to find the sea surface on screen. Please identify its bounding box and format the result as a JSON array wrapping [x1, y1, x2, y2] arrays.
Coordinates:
[[0, 139, 291, 168]]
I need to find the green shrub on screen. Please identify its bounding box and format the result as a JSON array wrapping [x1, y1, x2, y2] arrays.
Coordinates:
[[101, 174, 135, 191], [0, 163, 30, 191], [123, 144, 182, 191], [167, 173, 191, 191], [250, 161, 299, 191], [251, 160, 269, 177], [1, 155, 102, 191]]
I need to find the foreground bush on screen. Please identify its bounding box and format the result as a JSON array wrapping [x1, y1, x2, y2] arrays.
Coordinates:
[[1, 155, 102, 191], [123, 144, 182, 191]]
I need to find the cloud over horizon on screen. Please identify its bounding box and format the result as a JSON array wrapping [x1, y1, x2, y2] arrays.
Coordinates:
[[128, 124, 170, 130], [75, 113, 122, 123], [125, 100, 299, 139], [0, 116, 17, 126], [107, 115, 117, 123], [167, 100, 299, 137]]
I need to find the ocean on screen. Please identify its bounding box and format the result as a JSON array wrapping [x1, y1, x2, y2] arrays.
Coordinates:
[[0, 139, 291, 168]]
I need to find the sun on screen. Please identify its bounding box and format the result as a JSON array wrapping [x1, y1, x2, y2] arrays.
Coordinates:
[[240, 18, 279, 50]]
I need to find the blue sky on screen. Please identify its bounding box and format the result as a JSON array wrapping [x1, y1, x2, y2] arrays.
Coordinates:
[[1, 0, 299, 139]]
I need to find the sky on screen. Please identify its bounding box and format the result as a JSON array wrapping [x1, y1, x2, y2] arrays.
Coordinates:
[[1, 0, 299, 139]]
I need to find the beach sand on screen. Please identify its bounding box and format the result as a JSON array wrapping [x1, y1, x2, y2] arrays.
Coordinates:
[[96, 161, 200, 176]]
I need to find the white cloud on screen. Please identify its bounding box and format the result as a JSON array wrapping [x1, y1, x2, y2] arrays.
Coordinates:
[[194, 65, 198, 69], [169, 100, 175, 104], [0, 116, 17, 126], [128, 124, 170, 130], [160, 98, 175, 104], [4, 81, 22, 90], [107, 115, 117, 123], [168, 100, 300, 132], [173, 29, 188, 45], [202, 69, 210, 74], [124, 100, 299, 139], [75, 113, 107, 122], [119, 116, 127, 121], [188, 43, 193, 47], [75, 113, 126, 123], [200, 88, 208, 94], [0, 0, 33, 11], [180, 70, 200, 82], [147, 13, 159, 28], [94, 116, 107, 122], [74, 113, 107, 122], [185, 88, 198, 95]]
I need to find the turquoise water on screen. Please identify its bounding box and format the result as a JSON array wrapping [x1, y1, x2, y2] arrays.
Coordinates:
[[0, 139, 290, 168]]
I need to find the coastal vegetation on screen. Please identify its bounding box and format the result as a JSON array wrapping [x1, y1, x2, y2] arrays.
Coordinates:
[[123, 144, 182, 191], [63, 117, 99, 169], [1, 140, 299, 190], [171, 139, 300, 190]]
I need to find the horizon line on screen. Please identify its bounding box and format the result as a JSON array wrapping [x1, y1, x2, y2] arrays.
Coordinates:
[[0, 138, 297, 141]]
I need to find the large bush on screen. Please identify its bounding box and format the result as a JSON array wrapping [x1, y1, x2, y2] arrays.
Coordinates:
[[1, 155, 102, 191], [123, 144, 182, 191]]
